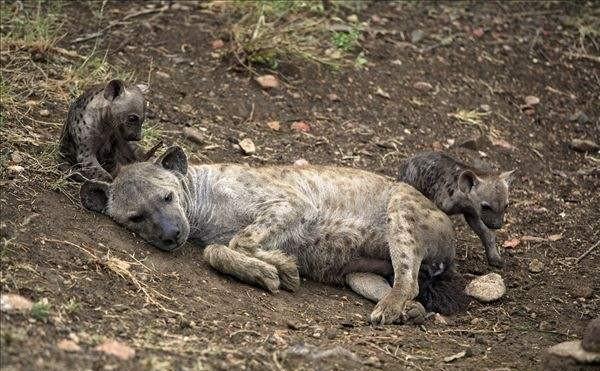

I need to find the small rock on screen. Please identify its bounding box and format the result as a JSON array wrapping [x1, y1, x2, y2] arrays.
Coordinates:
[[569, 139, 599, 153], [1, 293, 33, 312], [503, 238, 521, 249], [294, 159, 309, 167], [465, 273, 506, 302], [327, 93, 340, 102], [545, 340, 600, 365], [524, 95, 540, 106], [571, 285, 593, 299], [528, 259, 544, 273], [411, 29, 425, 44], [480, 104, 491, 112], [239, 138, 256, 155], [211, 39, 224, 49], [255, 74, 279, 89], [374, 87, 391, 99], [155, 71, 170, 79], [57, 339, 81, 352], [569, 111, 591, 125], [95, 340, 135, 361], [266, 121, 281, 131], [11, 152, 23, 164], [583, 318, 600, 353], [291, 121, 311, 133], [472, 27, 485, 38], [39, 109, 50, 117], [346, 14, 358, 23], [182, 127, 204, 144], [413, 81, 433, 91]]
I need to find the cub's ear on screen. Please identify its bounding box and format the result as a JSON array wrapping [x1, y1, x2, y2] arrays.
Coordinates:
[[135, 83, 149, 94], [500, 169, 516, 187], [157, 146, 188, 175], [80, 180, 110, 213], [104, 79, 125, 101], [458, 170, 479, 194]]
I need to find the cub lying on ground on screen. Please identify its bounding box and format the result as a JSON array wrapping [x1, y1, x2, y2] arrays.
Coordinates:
[[80, 147, 465, 324], [398, 152, 514, 267]]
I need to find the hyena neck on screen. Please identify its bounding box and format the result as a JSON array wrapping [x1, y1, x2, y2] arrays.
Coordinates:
[[179, 165, 214, 232]]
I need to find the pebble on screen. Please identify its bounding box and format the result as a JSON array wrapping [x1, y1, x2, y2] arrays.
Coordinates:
[[480, 104, 491, 112], [94, 340, 136, 360], [294, 159, 309, 167], [155, 71, 170, 79], [266, 121, 281, 131], [346, 14, 358, 23], [528, 259, 544, 273], [327, 93, 340, 102], [411, 29, 425, 44], [464, 273, 506, 302], [291, 121, 311, 133], [255, 74, 279, 89], [582, 318, 600, 352], [569, 139, 599, 153], [57, 339, 81, 352], [524, 95, 540, 106], [238, 138, 256, 155], [374, 87, 391, 99], [39, 109, 50, 117], [0, 293, 33, 312], [413, 81, 433, 91], [211, 39, 224, 49], [182, 127, 204, 144]]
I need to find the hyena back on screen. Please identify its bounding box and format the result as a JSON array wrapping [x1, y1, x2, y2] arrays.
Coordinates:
[[81, 147, 462, 324]]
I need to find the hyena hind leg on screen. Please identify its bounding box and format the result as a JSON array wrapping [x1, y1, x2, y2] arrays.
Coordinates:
[[203, 244, 280, 293], [254, 249, 300, 292], [346, 272, 391, 303]]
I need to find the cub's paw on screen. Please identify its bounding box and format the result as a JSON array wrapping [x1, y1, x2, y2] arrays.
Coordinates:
[[249, 259, 281, 294], [402, 300, 426, 325], [370, 294, 406, 325]]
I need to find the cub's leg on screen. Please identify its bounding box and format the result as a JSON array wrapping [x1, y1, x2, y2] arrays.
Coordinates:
[[226, 198, 303, 291], [464, 214, 503, 267], [370, 193, 427, 325], [346, 272, 391, 302], [77, 152, 112, 181], [203, 244, 280, 293]]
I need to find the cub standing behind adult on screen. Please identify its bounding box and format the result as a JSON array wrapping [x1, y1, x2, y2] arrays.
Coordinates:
[[398, 151, 515, 267], [58, 79, 158, 182]]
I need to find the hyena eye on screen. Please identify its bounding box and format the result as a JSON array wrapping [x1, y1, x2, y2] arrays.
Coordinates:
[[129, 213, 144, 223], [127, 114, 139, 124], [163, 192, 174, 203]]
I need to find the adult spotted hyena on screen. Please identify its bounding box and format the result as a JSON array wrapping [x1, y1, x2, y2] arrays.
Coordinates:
[[80, 147, 464, 324]]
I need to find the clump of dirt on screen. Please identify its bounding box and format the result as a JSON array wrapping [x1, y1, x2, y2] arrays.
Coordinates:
[[1, 1, 598, 370]]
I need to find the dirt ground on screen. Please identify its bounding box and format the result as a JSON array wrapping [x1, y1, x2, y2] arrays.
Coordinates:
[[1, 1, 599, 370]]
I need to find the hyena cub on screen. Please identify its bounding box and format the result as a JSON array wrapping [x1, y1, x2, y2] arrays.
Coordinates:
[[80, 146, 464, 324], [398, 152, 515, 267], [59, 79, 151, 181]]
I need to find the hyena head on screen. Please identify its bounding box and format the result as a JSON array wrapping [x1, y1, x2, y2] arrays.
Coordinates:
[[80, 146, 190, 251], [458, 169, 515, 229], [103, 79, 146, 141]]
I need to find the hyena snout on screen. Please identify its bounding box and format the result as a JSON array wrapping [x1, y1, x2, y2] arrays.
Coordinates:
[[150, 213, 189, 251]]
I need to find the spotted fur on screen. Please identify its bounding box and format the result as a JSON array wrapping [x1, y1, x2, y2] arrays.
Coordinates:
[[81, 147, 463, 324]]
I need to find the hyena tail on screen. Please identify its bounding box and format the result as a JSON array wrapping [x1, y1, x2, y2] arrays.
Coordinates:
[[416, 260, 469, 315]]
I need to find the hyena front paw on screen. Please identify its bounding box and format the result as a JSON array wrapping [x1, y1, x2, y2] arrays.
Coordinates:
[[248, 259, 281, 294], [402, 300, 426, 325], [255, 250, 300, 292], [370, 293, 407, 325]]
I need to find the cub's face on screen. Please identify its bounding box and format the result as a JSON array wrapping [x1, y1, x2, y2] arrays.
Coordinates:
[[103, 80, 146, 141], [459, 170, 515, 229]]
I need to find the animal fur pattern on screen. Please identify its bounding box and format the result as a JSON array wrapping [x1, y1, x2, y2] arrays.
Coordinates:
[[398, 151, 514, 267], [59, 79, 147, 181], [80, 146, 465, 324]]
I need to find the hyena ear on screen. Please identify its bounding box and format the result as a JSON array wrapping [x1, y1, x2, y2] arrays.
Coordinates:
[[80, 180, 110, 213], [458, 170, 478, 194], [104, 79, 125, 101], [157, 146, 188, 175], [499, 169, 516, 187]]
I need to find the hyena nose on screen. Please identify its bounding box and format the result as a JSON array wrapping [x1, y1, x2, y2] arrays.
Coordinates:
[[160, 226, 180, 245]]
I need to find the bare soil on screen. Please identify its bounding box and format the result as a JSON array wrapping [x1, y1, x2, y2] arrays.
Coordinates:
[[1, 2, 599, 370]]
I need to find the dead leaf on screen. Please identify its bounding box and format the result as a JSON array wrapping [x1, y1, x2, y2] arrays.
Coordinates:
[[211, 39, 224, 49], [472, 27, 485, 38], [95, 340, 135, 360], [503, 238, 521, 249], [291, 121, 311, 133], [266, 121, 281, 131]]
